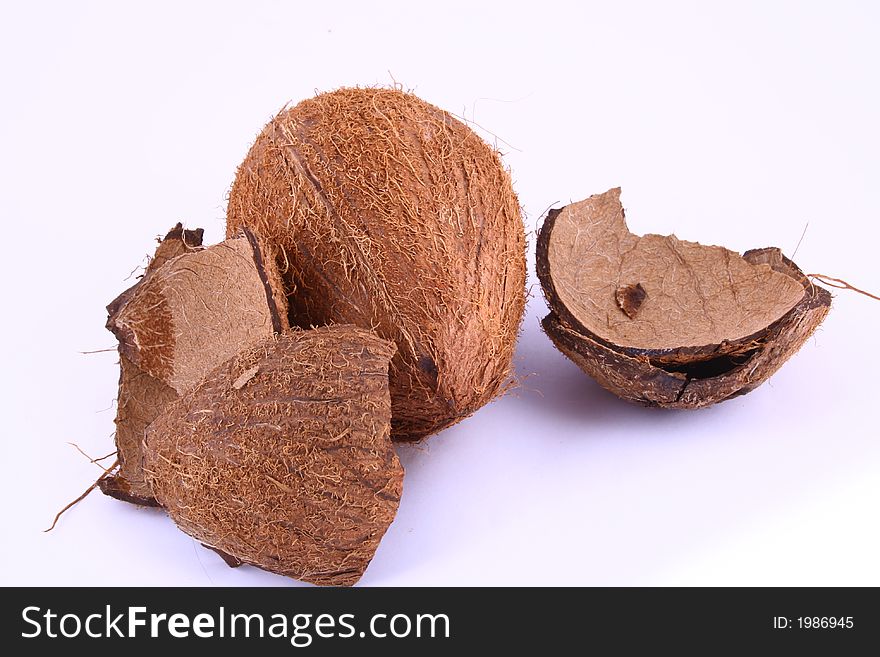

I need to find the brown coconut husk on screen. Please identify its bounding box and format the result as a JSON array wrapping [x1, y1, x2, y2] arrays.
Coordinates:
[[101, 226, 289, 504], [143, 326, 402, 587], [227, 87, 527, 441], [536, 188, 831, 407]]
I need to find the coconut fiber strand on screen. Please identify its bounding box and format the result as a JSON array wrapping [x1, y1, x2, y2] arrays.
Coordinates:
[[227, 87, 527, 441], [143, 326, 402, 587], [536, 188, 831, 407], [101, 226, 289, 504]]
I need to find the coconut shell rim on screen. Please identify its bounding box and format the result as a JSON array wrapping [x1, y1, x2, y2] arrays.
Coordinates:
[[535, 197, 831, 365]]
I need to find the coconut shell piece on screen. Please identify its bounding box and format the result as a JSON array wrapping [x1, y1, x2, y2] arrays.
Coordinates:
[[143, 326, 402, 587], [101, 225, 289, 505], [100, 224, 204, 504], [227, 87, 527, 441], [99, 354, 179, 505], [107, 228, 289, 394], [105, 223, 205, 321], [536, 188, 831, 407]]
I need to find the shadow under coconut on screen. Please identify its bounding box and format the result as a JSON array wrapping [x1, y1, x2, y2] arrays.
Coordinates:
[[512, 315, 656, 427], [357, 419, 488, 585], [360, 316, 749, 585], [513, 313, 761, 454]]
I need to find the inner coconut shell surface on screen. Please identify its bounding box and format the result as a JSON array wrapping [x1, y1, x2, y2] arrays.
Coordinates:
[[536, 188, 831, 407], [227, 87, 527, 441], [108, 228, 289, 395], [539, 188, 807, 361]]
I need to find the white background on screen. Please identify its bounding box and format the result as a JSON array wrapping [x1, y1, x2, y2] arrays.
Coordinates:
[[2, 1, 878, 586]]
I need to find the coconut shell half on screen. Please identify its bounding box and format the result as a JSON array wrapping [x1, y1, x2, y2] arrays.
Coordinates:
[[143, 326, 402, 587], [101, 226, 289, 504], [227, 87, 527, 441], [536, 188, 831, 407]]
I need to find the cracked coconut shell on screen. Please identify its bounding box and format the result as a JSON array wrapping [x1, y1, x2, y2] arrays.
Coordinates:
[[101, 226, 288, 504], [143, 326, 402, 587], [227, 87, 527, 441], [536, 188, 831, 408], [100, 224, 203, 504]]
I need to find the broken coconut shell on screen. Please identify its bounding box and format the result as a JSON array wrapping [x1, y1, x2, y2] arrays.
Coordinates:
[[101, 226, 289, 504], [536, 188, 831, 408], [227, 87, 527, 441], [106, 223, 205, 321], [99, 354, 179, 505], [143, 326, 402, 587], [100, 224, 203, 504], [108, 228, 289, 394]]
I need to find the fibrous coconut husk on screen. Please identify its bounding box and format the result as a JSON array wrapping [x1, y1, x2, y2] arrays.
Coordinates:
[[143, 326, 402, 587], [101, 226, 289, 504], [227, 87, 527, 441], [100, 224, 203, 504], [536, 188, 831, 407]]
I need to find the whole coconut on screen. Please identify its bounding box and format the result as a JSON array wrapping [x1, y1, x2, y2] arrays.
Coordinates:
[[227, 87, 527, 440]]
